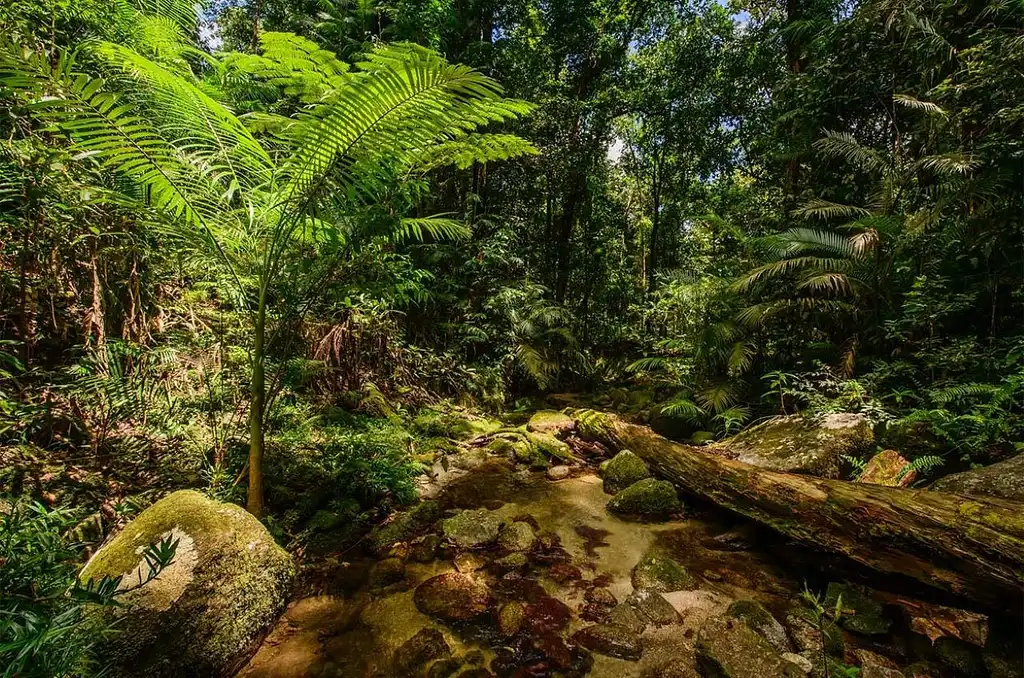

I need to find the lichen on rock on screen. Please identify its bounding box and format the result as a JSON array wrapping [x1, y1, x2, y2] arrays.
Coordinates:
[[441, 508, 502, 548], [79, 490, 294, 678], [930, 453, 1024, 502]]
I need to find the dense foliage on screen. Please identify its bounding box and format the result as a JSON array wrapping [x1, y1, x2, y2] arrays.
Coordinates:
[[1, 0, 1023, 673]]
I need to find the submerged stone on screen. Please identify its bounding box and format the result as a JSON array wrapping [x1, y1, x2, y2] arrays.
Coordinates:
[[79, 490, 294, 678], [626, 589, 680, 626], [608, 478, 680, 516], [601, 450, 651, 494], [392, 628, 450, 675], [497, 601, 528, 636], [413, 572, 492, 621], [370, 500, 442, 553], [441, 508, 501, 549], [368, 557, 406, 589]]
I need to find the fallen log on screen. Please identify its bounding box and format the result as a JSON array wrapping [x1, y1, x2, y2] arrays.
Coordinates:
[[570, 410, 1024, 613]]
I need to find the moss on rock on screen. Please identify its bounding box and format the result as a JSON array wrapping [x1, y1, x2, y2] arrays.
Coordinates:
[[717, 413, 873, 479], [601, 450, 651, 494], [825, 583, 891, 635], [607, 478, 680, 517], [631, 547, 696, 592], [526, 410, 575, 436], [696, 615, 804, 678], [79, 490, 294, 678], [369, 500, 442, 553]]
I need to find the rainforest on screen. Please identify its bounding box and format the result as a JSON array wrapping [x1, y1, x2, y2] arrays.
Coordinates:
[[1, 0, 1023, 677]]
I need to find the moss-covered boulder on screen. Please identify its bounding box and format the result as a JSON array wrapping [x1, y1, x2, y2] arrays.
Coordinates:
[[716, 413, 873, 479], [607, 478, 680, 517], [929, 453, 1024, 502], [696, 615, 805, 678], [497, 521, 536, 552], [80, 490, 294, 678], [631, 547, 697, 592], [441, 508, 501, 549], [526, 410, 575, 436], [857, 449, 916, 487], [601, 450, 651, 494], [825, 583, 891, 635], [528, 431, 577, 463]]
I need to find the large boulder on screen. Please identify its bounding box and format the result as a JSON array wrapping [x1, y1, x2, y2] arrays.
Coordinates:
[[80, 490, 294, 678], [716, 413, 874, 478], [601, 450, 651, 494], [929, 454, 1024, 502]]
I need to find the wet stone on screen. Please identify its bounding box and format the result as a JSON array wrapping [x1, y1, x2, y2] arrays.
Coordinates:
[[547, 562, 582, 583], [497, 521, 536, 552], [696, 615, 805, 678], [607, 478, 680, 517], [572, 623, 643, 661], [627, 589, 680, 626], [442, 508, 502, 549], [410, 534, 443, 563], [632, 547, 697, 592], [497, 601, 528, 636], [393, 628, 450, 675], [607, 602, 647, 634], [782, 652, 813, 675], [454, 552, 488, 573], [428, 658, 462, 678], [727, 599, 792, 654], [585, 587, 617, 607], [546, 465, 571, 481], [414, 572, 492, 622], [491, 552, 529, 573], [701, 524, 760, 552]]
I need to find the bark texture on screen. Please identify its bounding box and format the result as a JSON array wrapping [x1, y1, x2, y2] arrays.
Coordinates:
[[570, 410, 1024, 613]]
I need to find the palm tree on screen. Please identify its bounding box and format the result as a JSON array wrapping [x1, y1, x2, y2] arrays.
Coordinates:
[[0, 23, 536, 515]]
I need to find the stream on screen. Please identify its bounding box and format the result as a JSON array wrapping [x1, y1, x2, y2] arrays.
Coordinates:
[[236, 453, 1014, 678]]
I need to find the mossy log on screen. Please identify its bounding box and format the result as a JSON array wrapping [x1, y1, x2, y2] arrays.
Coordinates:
[[570, 410, 1024, 613]]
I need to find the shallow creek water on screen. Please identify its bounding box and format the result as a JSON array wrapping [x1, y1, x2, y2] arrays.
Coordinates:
[[237, 459, 1007, 678]]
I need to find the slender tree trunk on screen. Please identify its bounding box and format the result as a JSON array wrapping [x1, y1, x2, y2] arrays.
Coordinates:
[[647, 152, 663, 292], [247, 301, 267, 517]]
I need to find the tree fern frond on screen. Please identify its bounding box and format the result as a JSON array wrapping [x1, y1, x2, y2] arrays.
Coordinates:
[[393, 216, 471, 243], [893, 93, 948, 118], [794, 199, 871, 221], [814, 131, 886, 173]]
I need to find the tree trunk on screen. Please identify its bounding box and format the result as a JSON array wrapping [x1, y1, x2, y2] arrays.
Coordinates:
[[247, 302, 267, 517], [571, 411, 1024, 612]]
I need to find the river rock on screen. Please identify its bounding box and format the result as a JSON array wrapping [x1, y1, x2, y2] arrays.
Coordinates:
[[546, 465, 571, 481], [930, 453, 1024, 502], [626, 589, 680, 626], [727, 600, 792, 654], [601, 450, 651, 494], [607, 601, 648, 634], [370, 500, 442, 553], [393, 628, 451, 675], [586, 587, 618, 606], [608, 478, 680, 516], [632, 547, 697, 592], [453, 552, 488, 573], [701, 524, 760, 551], [854, 650, 902, 678], [782, 653, 813, 674], [441, 508, 501, 548], [716, 413, 873, 478], [527, 410, 575, 436], [696, 616, 805, 678], [525, 596, 573, 634], [497, 601, 528, 636], [857, 449, 917, 487], [413, 572, 492, 621], [79, 490, 294, 678], [572, 624, 642, 660], [825, 583, 891, 635], [491, 552, 529, 573], [497, 521, 536, 552]]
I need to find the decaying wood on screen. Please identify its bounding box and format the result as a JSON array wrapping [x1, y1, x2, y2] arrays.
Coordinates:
[[570, 410, 1024, 613]]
